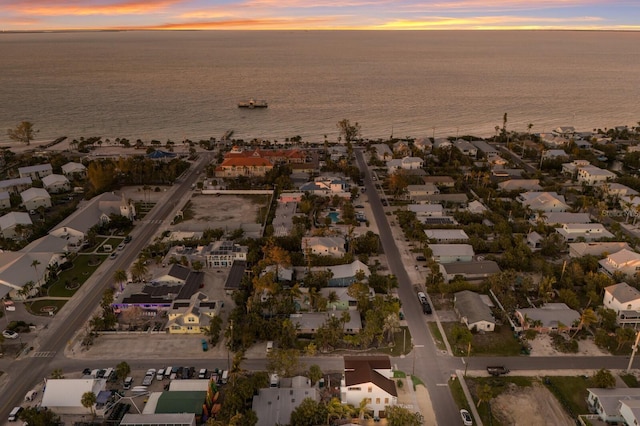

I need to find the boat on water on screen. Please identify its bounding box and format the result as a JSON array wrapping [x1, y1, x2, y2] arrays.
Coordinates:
[[238, 99, 268, 108]]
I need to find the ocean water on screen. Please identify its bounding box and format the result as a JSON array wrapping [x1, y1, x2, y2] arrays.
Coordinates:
[[1, 30, 639, 144]]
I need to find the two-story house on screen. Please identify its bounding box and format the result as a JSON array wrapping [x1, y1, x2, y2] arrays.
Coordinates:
[[18, 163, 53, 180], [555, 223, 614, 242], [577, 165, 617, 185], [341, 356, 397, 418], [604, 282, 640, 326], [599, 249, 640, 278]]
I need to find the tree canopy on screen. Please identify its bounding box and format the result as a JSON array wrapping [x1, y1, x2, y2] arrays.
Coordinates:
[[8, 121, 38, 145]]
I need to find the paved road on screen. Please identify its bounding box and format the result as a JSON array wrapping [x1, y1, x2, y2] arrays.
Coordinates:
[[0, 152, 212, 420], [355, 149, 461, 425]]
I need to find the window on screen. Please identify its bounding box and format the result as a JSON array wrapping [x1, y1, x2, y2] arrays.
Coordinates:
[[384, 398, 389, 404], [348, 387, 361, 391], [376, 398, 380, 404], [368, 386, 372, 393]]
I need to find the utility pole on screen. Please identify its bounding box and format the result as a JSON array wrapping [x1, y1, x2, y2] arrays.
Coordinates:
[[627, 330, 640, 372]]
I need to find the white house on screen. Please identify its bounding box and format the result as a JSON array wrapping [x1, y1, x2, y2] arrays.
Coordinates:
[[603, 282, 640, 325], [555, 223, 614, 242], [562, 159, 591, 176], [424, 229, 469, 243], [302, 236, 346, 257], [454, 139, 478, 157], [515, 303, 580, 333], [341, 356, 397, 418], [0, 191, 10, 209], [599, 249, 640, 278], [18, 163, 52, 180], [586, 388, 640, 424], [454, 291, 495, 332], [413, 138, 432, 152], [406, 184, 439, 197], [386, 156, 423, 172], [517, 191, 569, 212], [429, 244, 474, 264], [42, 174, 71, 193], [61, 161, 87, 177], [371, 144, 393, 161], [20, 187, 51, 210], [252, 376, 319, 426], [300, 176, 350, 198], [408, 204, 443, 218], [41, 378, 106, 414], [577, 165, 617, 185], [569, 242, 631, 258], [0, 212, 32, 239]]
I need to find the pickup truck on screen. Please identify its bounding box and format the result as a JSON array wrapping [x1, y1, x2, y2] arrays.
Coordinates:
[[487, 366, 510, 376]]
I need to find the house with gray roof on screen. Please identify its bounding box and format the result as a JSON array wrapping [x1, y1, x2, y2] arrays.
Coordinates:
[[290, 312, 362, 335], [454, 139, 478, 157], [61, 161, 87, 177], [302, 236, 346, 257], [515, 303, 580, 333], [454, 291, 495, 332], [42, 174, 70, 193], [18, 163, 52, 180], [424, 229, 469, 243], [371, 143, 393, 161], [252, 376, 319, 426], [20, 187, 51, 210], [0, 177, 32, 194], [0, 211, 32, 238], [498, 179, 542, 192], [0, 191, 10, 209], [604, 282, 640, 326], [311, 260, 370, 287], [471, 140, 499, 156], [569, 242, 630, 258], [586, 388, 640, 424], [428, 244, 474, 264], [440, 260, 501, 283], [517, 191, 569, 212]]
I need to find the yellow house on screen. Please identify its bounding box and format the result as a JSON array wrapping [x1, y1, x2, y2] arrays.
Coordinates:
[[166, 292, 221, 334]]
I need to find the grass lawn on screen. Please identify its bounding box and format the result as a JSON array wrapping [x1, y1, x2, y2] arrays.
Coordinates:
[[543, 376, 590, 416], [620, 373, 639, 387], [380, 326, 412, 357], [134, 202, 156, 219], [410, 375, 424, 389], [27, 299, 68, 316], [449, 377, 472, 411], [443, 322, 524, 356], [48, 255, 104, 297], [428, 322, 446, 351]]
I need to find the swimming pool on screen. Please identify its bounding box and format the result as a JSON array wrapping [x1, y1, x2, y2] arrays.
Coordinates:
[[327, 211, 340, 223]]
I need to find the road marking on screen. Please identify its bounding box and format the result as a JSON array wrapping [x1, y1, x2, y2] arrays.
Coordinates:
[[32, 351, 56, 358], [436, 383, 448, 387]]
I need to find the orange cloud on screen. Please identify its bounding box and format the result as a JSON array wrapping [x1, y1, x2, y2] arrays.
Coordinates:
[[6, 0, 183, 16], [116, 16, 338, 30]]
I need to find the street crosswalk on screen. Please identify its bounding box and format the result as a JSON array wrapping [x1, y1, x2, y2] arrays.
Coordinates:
[[32, 351, 56, 358]]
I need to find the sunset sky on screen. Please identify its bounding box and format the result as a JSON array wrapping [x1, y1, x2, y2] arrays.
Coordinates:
[[1, 0, 639, 31]]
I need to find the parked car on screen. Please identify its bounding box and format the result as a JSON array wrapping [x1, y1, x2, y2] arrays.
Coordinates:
[[156, 368, 165, 381], [124, 235, 132, 243], [2, 330, 18, 339], [117, 243, 126, 250], [416, 255, 426, 261], [123, 377, 133, 390], [417, 292, 428, 305], [422, 301, 432, 315], [460, 409, 473, 425], [109, 252, 117, 259]]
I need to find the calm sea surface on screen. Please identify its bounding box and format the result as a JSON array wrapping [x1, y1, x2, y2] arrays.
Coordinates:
[[1, 31, 639, 144]]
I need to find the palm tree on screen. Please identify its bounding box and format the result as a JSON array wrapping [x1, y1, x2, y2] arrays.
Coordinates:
[[130, 259, 148, 282], [81, 391, 97, 417], [50, 368, 64, 379], [113, 269, 128, 291], [31, 259, 41, 286], [572, 308, 598, 338], [116, 361, 131, 383], [382, 313, 401, 343]]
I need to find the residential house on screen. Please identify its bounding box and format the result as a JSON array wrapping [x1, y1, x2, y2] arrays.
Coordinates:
[[542, 149, 569, 160], [440, 261, 501, 283], [467, 200, 487, 214], [42, 174, 71, 193], [517, 191, 569, 212], [203, 240, 248, 268], [18, 163, 53, 180], [0, 235, 69, 299], [166, 292, 221, 334], [311, 260, 370, 287], [432, 138, 453, 150], [555, 223, 614, 242], [386, 156, 423, 173], [603, 282, 640, 326], [599, 249, 640, 278], [408, 204, 443, 218], [273, 201, 297, 237], [215, 157, 273, 177], [0, 191, 10, 209], [320, 287, 365, 311], [424, 229, 469, 243], [454, 139, 478, 157], [49, 192, 134, 245], [371, 144, 393, 161], [562, 159, 591, 176], [454, 291, 496, 332], [540, 133, 570, 148], [471, 140, 499, 157], [406, 184, 439, 198], [223, 146, 306, 164], [604, 183, 638, 199], [300, 176, 350, 198], [413, 138, 432, 152], [552, 126, 576, 137], [252, 376, 319, 426], [537, 212, 591, 226], [526, 231, 544, 250], [392, 141, 411, 156], [61, 161, 87, 178], [302, 236, 346, 257], [423, 176, 456, 188], [515, 303, 580, 332], [290, 312, 362, 335], [428, 244, 475, 264], [0, 212, 32, 239], [20, 187, 51, 210], [577, 165, 617, 185], [498, 179, 542, 192], [586, 388, 640, 424], [568, 242, 630, 258], [341, 356, 397, 418]]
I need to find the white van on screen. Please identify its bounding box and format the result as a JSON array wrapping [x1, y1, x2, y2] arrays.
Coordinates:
[[24, 390, 37, 402], [221, 370, 229, 384], [103, 368, 114, 381], [165, 366, 173, 379], [157, 368, 165, 381], [266, 341, 274, 354], [8, 406, 22, 422]]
